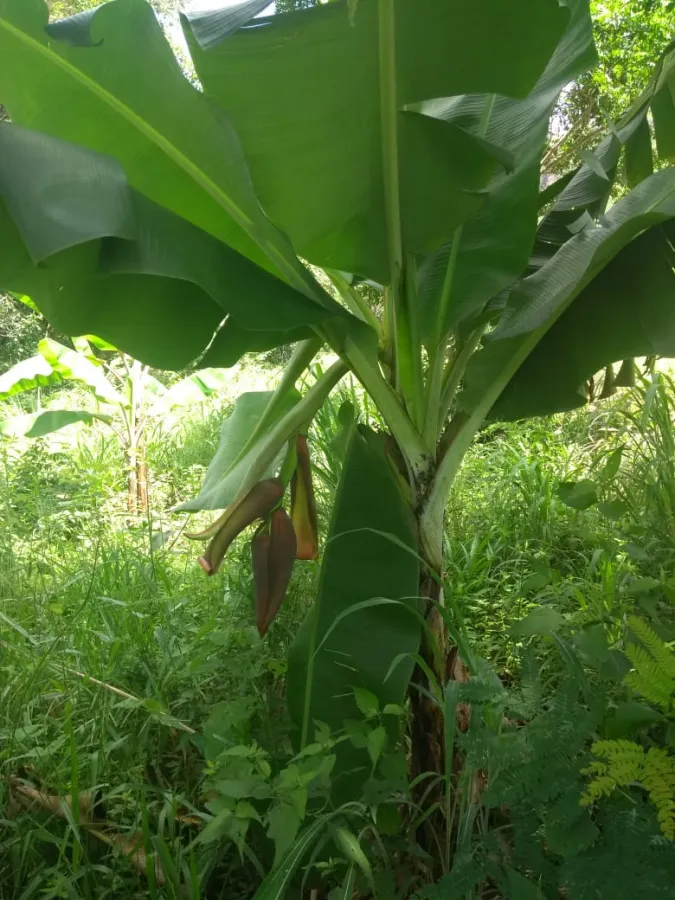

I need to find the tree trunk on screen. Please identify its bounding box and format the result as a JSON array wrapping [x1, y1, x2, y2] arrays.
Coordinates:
[[408, 501, 449, 864], [408, 506, 473, 873], [410, 571, 447, 781]]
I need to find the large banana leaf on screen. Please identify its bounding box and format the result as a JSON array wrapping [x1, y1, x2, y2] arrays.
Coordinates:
[[0, 0, 319, 294], [0, 355, 61, 399], [417, 0, 596, 335], [287, 427, 420, 790], [533, 41, 675, 269], [652, 54, 675, 160], [199, 321, 314, 369], [25, 410, 107, 437], [0, 339, 123, 404], [177, 391, 300, 512], [0, 409, 104, 438], [154, 369, 230, 411], [461, 167, 675, 421], [0, 189, 217, 370], [0, 123, 341, 368], [184, 0, 567, 281], [38, 339, 125, 405]]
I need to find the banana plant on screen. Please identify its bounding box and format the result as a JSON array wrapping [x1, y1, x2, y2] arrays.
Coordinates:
[[0, 334, 229, 512], [2, 0, 675, 799]]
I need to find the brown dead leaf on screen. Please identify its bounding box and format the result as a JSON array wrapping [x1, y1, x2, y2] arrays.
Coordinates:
[[7, 776, 164, 885], [9, 778, 103, 823], [92, 829, 166, 886]]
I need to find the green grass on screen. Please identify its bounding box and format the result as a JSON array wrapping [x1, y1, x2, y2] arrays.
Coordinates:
[[2, 369, 675, 897], [0, 371, 322, 898], [0, 491, 319, 897]]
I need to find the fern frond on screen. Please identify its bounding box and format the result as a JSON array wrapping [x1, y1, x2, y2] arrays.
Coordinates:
[[642, 748, 675, 841], [625, 663, 674, 711], [581, 740, 644, 805], [580, 774, 620, 805], [582, 740, 675, 840], [589, 739, 645, 772], [486, 678, 598, 809], [627, 617, 675, 680], [624, 617, 675, 711]]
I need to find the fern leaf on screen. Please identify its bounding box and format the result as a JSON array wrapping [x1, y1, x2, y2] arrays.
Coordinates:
[[641, 747, 675, 840], [627, 617, 675, 680], [624, 617, 675, 711], [581, 740, 644, 804], [582, 740, 675, 841]]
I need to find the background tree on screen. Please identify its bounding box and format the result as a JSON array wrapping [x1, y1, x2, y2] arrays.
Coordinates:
[[276, 0, 318, 11], [547, 0, 675, 174], [0, 293, 47, 369], [47, 0, 182, 16]]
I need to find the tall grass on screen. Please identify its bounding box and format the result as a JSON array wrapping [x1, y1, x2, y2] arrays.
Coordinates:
[[0, 374, 319, 897], [1, 369, 675, 896]]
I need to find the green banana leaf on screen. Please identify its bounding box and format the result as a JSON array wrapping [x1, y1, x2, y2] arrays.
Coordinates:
[[533, 42, 675, 268], [287, 426, 420, 793], [25, 410, 108, 438], [0, 413, 35, 438], [183, 0, 272, 49], [0, 354, 62, 399], [0, 338, 123, 404], [461, 167, 675, 420], [625, 117, 654, 189], [649, 45, 675, 159], [199, 321, 314, 369], [0, 0, 317, 291], [0, 409, 109, 439], [82, 334, 118, 352], [155, 369, 230, 410], [10, 292, 39, 312], [177, 391, 300, 512], [71, 336, 99, 361], [38, 339, 125, 406], [417, 0, 597, 334], [184, 0, 567, 282], [0, 123, 341, 368]]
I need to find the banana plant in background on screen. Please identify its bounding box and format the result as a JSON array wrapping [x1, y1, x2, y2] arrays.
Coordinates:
[[3, 0, 675, 862], [0, 333, 229, 512]]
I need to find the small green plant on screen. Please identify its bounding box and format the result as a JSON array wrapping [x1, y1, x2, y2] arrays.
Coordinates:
[[582, 616, 675, 840], [582, 741, 675, 839], [598, 371, 675, 559], [624, 615, 675, 713], [0, 334, 229, 512]]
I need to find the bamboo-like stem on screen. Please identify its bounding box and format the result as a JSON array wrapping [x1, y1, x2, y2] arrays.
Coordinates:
[[234, 359, 349, 505], [325, 269, 381, 334], [399, 255, 426, 430], [229, 337, 322, 473], [378, 0, 405, 391], [343, 335, 431, 484], [423, 94, 496, 446], [437, 327, 485, 431]]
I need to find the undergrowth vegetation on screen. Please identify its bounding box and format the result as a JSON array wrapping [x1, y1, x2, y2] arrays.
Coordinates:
[[1, 364, 675, 898]]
